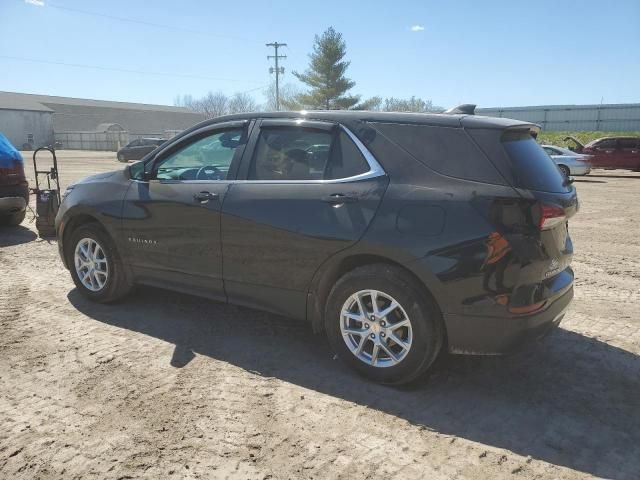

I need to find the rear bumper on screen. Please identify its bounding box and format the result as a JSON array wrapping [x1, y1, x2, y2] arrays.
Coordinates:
[[0, 196, 27, 213], [570, 164, 591, 176], [444, 284, 573, 355]]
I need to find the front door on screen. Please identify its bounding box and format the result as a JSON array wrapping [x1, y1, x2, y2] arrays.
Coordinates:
[[590, 138, 619, 168], [121, 122, 249, 300], [221, 119, 388, 318]]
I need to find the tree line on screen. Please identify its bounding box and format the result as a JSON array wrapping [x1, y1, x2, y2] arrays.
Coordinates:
[[175, 27, 442, 117]]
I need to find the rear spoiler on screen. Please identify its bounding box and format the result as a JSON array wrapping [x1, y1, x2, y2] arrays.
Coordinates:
[[443, 104, 476, 115]]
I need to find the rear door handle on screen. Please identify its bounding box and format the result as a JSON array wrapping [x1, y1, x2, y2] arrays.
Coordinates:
[[193, 191, 219, 203], [322, 194, 358, 205]]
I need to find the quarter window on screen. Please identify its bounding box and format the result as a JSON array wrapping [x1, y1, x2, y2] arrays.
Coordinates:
[[249, 128, 370, 181], [371, 123, 504, 184], [154, 129, 244, 181]]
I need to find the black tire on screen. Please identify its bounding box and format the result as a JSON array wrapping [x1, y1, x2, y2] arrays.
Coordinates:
[[324, 264, 444, 385], [66, 222, 132, 303], [0, 209, 26, 226], [117, 153, 126, 162], [558, 165, 570, 178]]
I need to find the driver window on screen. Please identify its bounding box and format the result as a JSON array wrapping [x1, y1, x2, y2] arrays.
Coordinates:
[[154, 129, 244, 181]]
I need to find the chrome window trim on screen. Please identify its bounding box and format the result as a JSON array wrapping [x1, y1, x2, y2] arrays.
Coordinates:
[[132, 124, 386, 185]]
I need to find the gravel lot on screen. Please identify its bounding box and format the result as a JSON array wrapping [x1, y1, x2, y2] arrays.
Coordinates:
[[1, 150, 639, 479]]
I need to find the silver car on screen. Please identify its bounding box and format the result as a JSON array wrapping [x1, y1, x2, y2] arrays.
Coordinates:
[[541, 145, 592, 177]]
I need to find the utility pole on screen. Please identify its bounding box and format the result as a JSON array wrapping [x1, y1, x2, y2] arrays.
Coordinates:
[[266, 42, 287, 110]]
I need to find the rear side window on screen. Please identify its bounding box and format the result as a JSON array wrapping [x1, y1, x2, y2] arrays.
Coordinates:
[[501, 132, 568, 193], [619, 138, 639, 149], [249, 128, 369, 181], [371, 123, 504, 184]]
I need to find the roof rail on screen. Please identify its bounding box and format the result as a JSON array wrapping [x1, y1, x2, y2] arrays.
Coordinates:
[[443, 104, 476, 115]]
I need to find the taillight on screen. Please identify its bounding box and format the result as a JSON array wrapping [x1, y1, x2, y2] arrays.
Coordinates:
[[539, 204, 566, 230]]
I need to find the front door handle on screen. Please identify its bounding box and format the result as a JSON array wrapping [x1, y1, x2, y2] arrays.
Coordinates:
[[193, 191, 219, 203], [322, 194, 358, 205]]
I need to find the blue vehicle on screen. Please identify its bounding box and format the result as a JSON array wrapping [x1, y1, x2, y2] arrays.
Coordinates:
[[0, 133, 28, 226]]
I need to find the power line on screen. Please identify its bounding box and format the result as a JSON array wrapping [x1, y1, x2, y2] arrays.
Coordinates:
[[266, 42, 287, 110], [43, 1, 264, 45], [0, 55, 264, 85]]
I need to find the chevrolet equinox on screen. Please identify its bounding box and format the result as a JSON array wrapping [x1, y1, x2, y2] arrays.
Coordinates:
[[56, 110, 577, 384]]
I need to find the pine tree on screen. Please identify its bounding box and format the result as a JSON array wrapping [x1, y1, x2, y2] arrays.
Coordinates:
[[293, 27, 360, 110]]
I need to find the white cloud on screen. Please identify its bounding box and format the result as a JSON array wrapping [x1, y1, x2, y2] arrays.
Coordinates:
[[410, 25, 425, 32], [25, 0, 45, 6]]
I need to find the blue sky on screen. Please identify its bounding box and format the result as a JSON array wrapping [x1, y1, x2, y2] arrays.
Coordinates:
[[1, 0, 638, 108]]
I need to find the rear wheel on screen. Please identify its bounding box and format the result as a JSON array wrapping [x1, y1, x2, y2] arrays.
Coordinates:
[[325, 264, 443, 384], [558, 164, 570, 177], [0, 210, 26, 226], [66, 223, 131, 302]]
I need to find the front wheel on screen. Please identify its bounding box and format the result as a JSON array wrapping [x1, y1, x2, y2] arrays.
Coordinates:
[[325, 264, 444, 384], [66, 223, 132, 302]]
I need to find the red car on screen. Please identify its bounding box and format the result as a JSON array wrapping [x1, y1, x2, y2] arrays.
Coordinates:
[[565, 136, 640, 171]]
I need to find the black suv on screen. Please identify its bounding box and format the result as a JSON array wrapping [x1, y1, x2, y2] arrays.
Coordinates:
[[117, 137, 165, 162], [56, 111, 577, 384]]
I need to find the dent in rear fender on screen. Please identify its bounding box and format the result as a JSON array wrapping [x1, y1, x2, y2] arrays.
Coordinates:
[[408, 197, 573, 317]]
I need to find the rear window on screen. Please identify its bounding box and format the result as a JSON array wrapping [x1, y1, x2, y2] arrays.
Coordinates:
[[371, 123, 505, 184], [502, 132, 569, 193]]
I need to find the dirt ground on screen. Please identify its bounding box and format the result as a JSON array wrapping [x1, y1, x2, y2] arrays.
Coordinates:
[[1, 150, 639, 479]]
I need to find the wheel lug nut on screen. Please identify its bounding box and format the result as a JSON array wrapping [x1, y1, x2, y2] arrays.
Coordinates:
[[370, 333, 375, 339], [370, 315, 375, 321], [364, 323, 370, 329], [381, 332, 386, 338], [380, 321, 386, 327]]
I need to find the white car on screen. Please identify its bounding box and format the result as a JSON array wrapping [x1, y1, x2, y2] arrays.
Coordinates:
[[541, 145, 592, 177]]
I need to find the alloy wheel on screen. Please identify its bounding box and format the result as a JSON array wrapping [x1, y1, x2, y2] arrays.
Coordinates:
[[340, 289, 413, 367], [74, 237, 109, 292]]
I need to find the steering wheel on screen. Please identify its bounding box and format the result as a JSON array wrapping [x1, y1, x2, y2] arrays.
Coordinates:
[[196, 165, 223, 180]]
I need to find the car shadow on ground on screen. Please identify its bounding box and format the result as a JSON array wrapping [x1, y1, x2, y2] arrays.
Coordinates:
[[68, 287, 640, 480], [0, 224, 38, 246], [573, 178, 607, 184], [587, 174, 640, 179]]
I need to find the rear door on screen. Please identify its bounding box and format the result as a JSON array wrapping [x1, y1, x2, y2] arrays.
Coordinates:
[[121, 121, 250, 299], [221, 119, 388, 319], [126, 139, 146, 159], [140, 139, 160, 157]]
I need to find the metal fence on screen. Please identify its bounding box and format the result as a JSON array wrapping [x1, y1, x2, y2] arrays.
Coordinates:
[[476, 103, 640, 132], [55, 130, 183, 151], [55, 130, 129, 151]]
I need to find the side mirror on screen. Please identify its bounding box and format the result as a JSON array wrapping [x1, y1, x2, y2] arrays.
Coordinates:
[[127, 161, 149, 181]]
